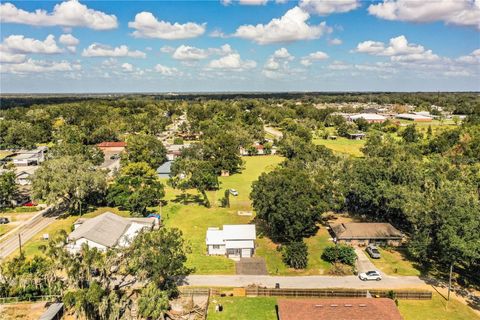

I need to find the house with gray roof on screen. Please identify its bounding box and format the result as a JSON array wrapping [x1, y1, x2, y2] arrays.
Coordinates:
[[67, 212, 156, 253], [330, 222, 403, 246]]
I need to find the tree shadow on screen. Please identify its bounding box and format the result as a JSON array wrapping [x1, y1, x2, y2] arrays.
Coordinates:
[[171, 193, 205, 206]]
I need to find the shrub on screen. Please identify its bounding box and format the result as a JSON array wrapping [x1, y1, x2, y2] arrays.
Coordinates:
[[321, 245, 357, 266], [173, 137, 184, 145], [282, 241, 308, 269]]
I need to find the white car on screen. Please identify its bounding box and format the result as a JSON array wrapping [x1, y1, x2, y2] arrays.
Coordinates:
[[229, 189, 239, 196], [359, 270, 382, 281]]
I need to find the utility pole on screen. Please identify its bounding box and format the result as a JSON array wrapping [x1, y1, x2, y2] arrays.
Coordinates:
[[18, 234, 22, 255]]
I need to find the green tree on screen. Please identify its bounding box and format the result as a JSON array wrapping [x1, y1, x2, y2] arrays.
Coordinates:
[[322, 245, 357, 266], [203, 132, 243, 174], [251, 167, 329, 243], [31, 156, 106, 213], [138, 283, 169, 320], [123, 134, 167, 169], [401, 124, 421, 143], [282, 241, 308, 269], [0, 167, 18, 209], [107, 162, 165, 216]]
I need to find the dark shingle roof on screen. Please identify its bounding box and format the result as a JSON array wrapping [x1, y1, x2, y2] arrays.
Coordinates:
[[331, 223, 402, 240]]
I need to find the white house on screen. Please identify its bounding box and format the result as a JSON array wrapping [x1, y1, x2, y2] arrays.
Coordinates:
[[12, 146, 48, 166], [206, 224, 256, 260], [67, 212, 156, 253], [348, 113, 387, 123]]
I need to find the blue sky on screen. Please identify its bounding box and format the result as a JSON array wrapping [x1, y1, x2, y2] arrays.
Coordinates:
[[1, 0, 479, 93]]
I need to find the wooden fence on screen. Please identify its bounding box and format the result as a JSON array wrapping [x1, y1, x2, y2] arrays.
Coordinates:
[[245, 287, 432, 300]]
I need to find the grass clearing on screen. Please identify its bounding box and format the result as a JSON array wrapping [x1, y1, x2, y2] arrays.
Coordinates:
[[313, 137, 365, 157], [367, 248, 422, 276], [398, 292, 480, 320], [207, 297, 277, 320]]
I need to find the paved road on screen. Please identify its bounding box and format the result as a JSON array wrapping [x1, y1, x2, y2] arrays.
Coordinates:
[[181, 275, 427, 289], [0, 208, 56, 259], [355, 247, 376, 273]]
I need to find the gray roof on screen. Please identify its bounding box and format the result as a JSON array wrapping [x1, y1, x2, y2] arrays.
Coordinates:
[[331, 223, 402, 240], [39, 303, 63, 320], [156, 160, 172, 174], [69, 212, 131, 247]]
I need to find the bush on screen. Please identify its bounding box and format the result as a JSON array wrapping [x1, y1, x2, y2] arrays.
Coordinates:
[[321, 245, 357, 266], [282, 241, 308, 269], [173, 137, 184, 145]]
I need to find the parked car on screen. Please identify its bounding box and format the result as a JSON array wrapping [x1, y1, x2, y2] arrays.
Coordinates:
[[229, 189, 239, 196], [359, 270, 382, 281], [0, 217, 10, 224], [366, 245, 381, 259]]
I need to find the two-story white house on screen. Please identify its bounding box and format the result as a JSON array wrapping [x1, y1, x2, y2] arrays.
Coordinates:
[[206, 224, 256, 260]]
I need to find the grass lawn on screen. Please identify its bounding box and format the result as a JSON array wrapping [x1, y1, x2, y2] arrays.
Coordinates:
[[0, 224, 15, 237], [207, 297, 277, 320], [256, 226, 335, 275], [12, 207, 130, 258], [367, 248, 421, 276], [398, 292, 480, 320], [313, 137, 365, 157]]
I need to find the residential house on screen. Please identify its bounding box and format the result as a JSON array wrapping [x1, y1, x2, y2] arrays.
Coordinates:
[[67, 212, 156, 253], [156, 161, 173, 178], [277, 298, 403, 320], [330, 222, 403, 246], [166, 144, 188, 161], [348, 133, 366, 140], [12, 146, 48, 166], [206, 224, 256, 260]]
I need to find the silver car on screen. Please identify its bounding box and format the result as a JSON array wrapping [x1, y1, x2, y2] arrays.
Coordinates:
[[366, 245, 381, 259]]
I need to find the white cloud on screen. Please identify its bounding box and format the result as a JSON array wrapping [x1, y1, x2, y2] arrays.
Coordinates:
[[82, 44, 146, 58], [355, 35, 440, 62], [327, 60, 350, 70], [262, 48, 297, 78], [155, 64, 179, 75], [457, 49, 480, 64], [160, 46, 175, 54], [1, 34, 63, 54], [59, 34, 79, 53], [0, 52, 26, 64], [207, 53, 256, 70], [272, 47, 294, 60], [121, 62, 134, 72], [210, 29, 228, 38], [128, 12, 206, 39], [0, 1, 118, 30], [368, 0, 480, 30], [300, 50, 329, 66], [233, 6, 331, 44], [172, 45, 209, 61], [59, 34, 79, 46], [328, 38, 342, 45], [300, 0, 360, 15], [239, 0, 268, 5], [0, 58, 81, 74]]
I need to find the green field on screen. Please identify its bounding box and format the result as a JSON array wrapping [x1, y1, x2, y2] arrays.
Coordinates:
[[207, 297, 277, 320], [367, 248, 422, 276], [313, 137, 365, 157]]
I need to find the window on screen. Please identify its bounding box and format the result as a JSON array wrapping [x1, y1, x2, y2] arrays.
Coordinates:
[[213, 245, 220, 249]]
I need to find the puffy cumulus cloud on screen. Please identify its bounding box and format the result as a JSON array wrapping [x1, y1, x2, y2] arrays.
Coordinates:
[[262, 47, 298, 79], [171, 44, 233, 61], [327, 60, 350, 70], [221, 0, 268, 5], [457, 49, 480, 64], [128, 12, 206, 39], [1, 34, 63, 54], [328, 38, 342, 45], [155, 64, 180, 76], [59, 34, 79, 53], [299, 0, 360, 15], [233, 6, 331, 44], [0, 58, 81, 74], [160, 46, 175, 54], [0, 52, 26, 64], [368, 0, 480, 30], [172, 45, 209, 61], [121, 63, 134, 72], [207, 53, 257, 71], [300, 50, 329, 66], [355, 35, 440, 62], [82, 44, 146, 58], [0, 1, 118, 30]]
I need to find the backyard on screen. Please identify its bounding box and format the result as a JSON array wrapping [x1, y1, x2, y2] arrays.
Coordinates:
[[313, 137, 365, 157], [207, 296, 277, 320]]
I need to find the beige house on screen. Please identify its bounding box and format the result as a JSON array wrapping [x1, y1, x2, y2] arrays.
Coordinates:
[[330, 222, 403, 246]]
